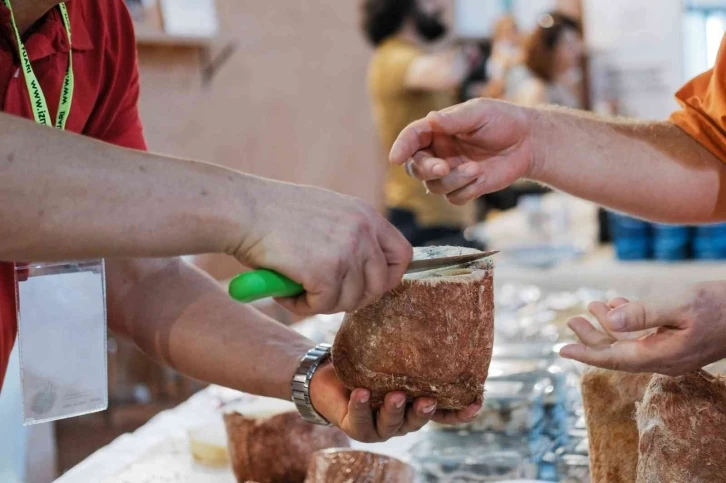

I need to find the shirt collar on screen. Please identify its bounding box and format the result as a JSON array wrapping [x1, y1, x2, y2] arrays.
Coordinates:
[[0, 1, 94, 64]]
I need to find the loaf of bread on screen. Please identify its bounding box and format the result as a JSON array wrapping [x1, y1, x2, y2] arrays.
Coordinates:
[[636, 371, 726, 483], [304, 448, 415, 483], [223, 400, 349, 483], [581, 367, 652, 483], [332, 246, 495, 410]]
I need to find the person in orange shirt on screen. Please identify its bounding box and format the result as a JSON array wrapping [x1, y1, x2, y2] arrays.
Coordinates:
[[390, 35, 726, 377]]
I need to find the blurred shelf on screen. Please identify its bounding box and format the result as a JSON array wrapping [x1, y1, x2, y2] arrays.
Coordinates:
[[131, 1, 217, 49], [135, 27, 215, 48]]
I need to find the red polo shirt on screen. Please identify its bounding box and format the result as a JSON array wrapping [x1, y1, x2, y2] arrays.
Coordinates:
[[0, 0, 147, 390]]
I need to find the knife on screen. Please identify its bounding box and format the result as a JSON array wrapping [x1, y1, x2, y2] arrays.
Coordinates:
[[228, 250, 498, 303]]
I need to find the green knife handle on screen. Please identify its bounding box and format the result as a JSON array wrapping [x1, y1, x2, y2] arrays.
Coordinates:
[[228, 269, 304, 303]]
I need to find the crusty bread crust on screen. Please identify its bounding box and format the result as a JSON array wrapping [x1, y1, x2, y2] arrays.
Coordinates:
[[332, 248, 494, 410], [305, 448, 414, 483], [581, 367, 652, 483], [224, 411, 349, 483], [636, 371, 726, 483]]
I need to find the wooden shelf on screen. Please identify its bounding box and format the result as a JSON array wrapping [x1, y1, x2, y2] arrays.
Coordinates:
[[135, 29, 215, 48], [131, 1, 216, 49]]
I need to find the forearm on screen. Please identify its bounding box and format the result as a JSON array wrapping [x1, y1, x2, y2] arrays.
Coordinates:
[[106, 257, 314, 400], [0, 113, 255, 261], [529, 106, 726, 223]]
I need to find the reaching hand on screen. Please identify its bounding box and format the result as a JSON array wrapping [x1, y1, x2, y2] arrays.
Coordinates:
[[561, 282, 726, 376], [234, 180, 412, 316], [309, 363, 482, 443], [389, 99, 536, 205]]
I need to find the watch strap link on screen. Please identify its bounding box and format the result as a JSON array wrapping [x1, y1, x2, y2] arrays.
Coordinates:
[[291, 343, 332, 426]]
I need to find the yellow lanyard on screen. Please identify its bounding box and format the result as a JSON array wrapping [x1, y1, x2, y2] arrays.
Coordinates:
[[2, 0, 73, 129]]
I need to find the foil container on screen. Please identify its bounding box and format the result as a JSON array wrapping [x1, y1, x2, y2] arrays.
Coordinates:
[[430, 376, 550, 435], [409, 431, 552, 482], [557, 453, 590, 483]]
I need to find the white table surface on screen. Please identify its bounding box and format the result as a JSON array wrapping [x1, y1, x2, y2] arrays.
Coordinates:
[[55, 385, 424, 483]]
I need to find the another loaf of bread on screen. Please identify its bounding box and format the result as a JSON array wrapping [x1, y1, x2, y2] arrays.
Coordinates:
[[304, 448, 415, 483], [332, 246, 495, 410], [581, 367, 652, 483], [223, 401, 349, 483], [636, 371, 726, 483]]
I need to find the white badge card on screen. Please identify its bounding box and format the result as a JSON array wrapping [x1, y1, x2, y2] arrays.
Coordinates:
[[16, 260, 108, 425]]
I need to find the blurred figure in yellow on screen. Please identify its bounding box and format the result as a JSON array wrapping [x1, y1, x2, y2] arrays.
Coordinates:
[[508, 12, 584, 108], [362, 0, 482, 247]]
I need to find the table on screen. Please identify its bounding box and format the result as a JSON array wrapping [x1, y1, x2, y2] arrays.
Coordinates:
[[55, 385, 423, 483]]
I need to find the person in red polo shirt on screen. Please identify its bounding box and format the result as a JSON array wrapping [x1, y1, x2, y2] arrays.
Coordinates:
[[0, 0, 482, 442]]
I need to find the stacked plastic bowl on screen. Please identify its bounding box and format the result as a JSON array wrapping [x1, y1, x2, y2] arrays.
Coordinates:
[[608, 213, 651, 260], [693, 223, 726, 259], [608, 212, 726, 261]]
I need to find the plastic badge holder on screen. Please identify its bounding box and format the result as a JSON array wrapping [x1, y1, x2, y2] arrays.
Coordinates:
[[16, 260, 107, 424]]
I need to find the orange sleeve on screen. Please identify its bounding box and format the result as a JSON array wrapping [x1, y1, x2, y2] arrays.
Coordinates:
[[670, 34, 726, 163]]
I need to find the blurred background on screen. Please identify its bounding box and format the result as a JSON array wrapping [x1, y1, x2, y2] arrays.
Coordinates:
[[3, 0, 726, 481]]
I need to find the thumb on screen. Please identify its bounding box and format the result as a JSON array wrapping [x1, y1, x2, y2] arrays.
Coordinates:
[[389, 117, 435, 165], [605, 300, 680, 333], [426, 99, 492, 136]]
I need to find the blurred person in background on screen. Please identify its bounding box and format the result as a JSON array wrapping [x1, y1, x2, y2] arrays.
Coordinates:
[[458, 15, 525, 215], [362, 0, 483, 248], [0, 0, 481, 443], [508, 12, 584, 108], [460, 15, 522, 102], [459, 38, 497, 102], [487, 15, 523, 87]]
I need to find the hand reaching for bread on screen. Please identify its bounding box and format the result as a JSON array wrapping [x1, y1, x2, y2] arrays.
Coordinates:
[[388, 99, 535, 206], [309, 362, 481, 443], [560, 281, 726, 376]]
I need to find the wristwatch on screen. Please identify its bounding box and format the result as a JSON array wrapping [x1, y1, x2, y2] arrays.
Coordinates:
[[291, 343, 332, 426]]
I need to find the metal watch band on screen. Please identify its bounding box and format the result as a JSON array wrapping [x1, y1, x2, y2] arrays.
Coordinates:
[[291, 343, 332, 426]]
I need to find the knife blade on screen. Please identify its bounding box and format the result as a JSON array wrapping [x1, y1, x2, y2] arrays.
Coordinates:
[[406, 250, 499, 274], [228, 250, 499, 303]]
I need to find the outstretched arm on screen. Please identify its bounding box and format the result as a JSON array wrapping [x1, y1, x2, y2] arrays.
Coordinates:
[[390, 100, 726, 223]]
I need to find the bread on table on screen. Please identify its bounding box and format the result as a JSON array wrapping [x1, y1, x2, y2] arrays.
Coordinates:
[[581, 367, 652, 483], [332, 246, 495, 410], [304, 448, 415, 483], [223, 398, 349, 483], [636, 371, 726, 483]]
